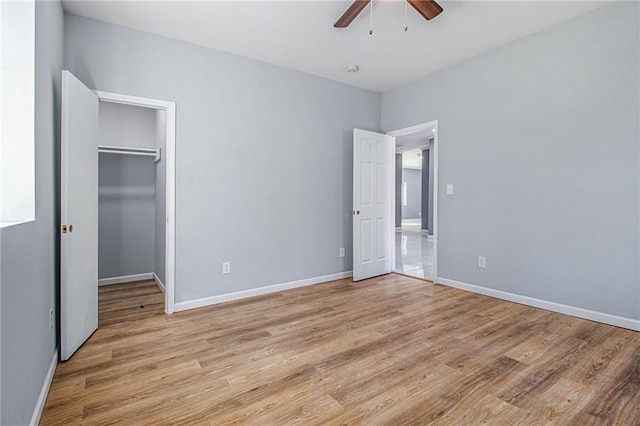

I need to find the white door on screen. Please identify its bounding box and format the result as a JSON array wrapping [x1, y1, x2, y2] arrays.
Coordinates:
[[353, 129, 395, 281], [60, 70, 99, 361]]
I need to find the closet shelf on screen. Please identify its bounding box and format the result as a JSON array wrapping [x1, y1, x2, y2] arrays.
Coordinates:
[[98, 145, 161, 163]]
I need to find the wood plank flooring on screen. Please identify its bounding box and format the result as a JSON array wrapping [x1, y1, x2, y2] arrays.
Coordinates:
[[41, 275, 640, 425]]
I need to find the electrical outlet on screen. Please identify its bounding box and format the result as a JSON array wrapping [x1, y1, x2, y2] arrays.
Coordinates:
[[478, 256, 486, 269], [339, 247, 345, 258], [49, 308, 54, 331], [222, 261, 231, 274]]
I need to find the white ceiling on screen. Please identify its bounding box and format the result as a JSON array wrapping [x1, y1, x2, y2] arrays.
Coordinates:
[[396, 124, 433, 168], [395, 124, 434, 153], [62, 0, 610, 92]]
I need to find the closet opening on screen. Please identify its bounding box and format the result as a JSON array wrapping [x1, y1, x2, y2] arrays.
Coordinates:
[[96, 91, 176, 318]]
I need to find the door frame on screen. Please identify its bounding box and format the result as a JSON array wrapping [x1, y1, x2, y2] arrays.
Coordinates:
[[95, 90, 177, 314], [387, 120, 439, 283]]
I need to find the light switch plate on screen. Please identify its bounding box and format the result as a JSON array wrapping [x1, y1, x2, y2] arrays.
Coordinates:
[[446, 184, 454, 195]]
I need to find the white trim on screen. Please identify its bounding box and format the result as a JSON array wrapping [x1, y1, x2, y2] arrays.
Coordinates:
[[437, 277, 640, 332], [387, 121, 435, 137], [29, 349, 57, 426], [174, 271, 352, 312], [0, 219, 34, 229], [388, 120, 439, 283], [98, 273, 154, 286], [95, 90, 176, 314], [165, 101, 176, 314], [153, 272, 166, 293], [95, 91, 174, 110]]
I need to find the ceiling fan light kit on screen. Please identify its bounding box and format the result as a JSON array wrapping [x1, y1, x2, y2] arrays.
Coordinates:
[[334, 0, 443, 33]]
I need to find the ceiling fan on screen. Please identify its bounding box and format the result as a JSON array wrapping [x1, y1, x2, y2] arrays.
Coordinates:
[[334, 0, 443, 28]]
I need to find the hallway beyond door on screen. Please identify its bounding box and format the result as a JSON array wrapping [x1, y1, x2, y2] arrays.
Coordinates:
[[395, 219, 433, 280]]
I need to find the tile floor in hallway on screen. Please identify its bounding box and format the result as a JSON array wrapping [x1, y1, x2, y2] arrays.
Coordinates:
[[395, 218, 433, 280]]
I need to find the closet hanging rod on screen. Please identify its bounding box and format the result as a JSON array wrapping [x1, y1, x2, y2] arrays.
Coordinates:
[[98, 145, 161, 163]]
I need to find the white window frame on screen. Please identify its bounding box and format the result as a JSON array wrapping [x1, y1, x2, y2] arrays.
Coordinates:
[[0, 0, 36, 228]]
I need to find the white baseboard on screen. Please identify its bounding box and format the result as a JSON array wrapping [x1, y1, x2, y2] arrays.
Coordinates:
[[437, 277, 640, 332], [29, 349, 58, 426], [174, 271, 353, 312], [98, 273, 154, 286], [153, 273, 166, 293]]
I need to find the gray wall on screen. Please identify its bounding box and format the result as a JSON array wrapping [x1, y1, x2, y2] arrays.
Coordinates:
[[64, 14, 381, 303], [0, 1, 63, 423], [98, 102, 158, 279], [154, 110, 167, 284], [99, 101, 157, 149], [395, 154, 402, 228], [98, 100, 168, 282], [382, 2, 640, 320], [401, 168, 422, 220], [428, 139, 434, 234], [99, 155, 156, 279], [422, 138, 435, 234], [421, 148, 429, 232]]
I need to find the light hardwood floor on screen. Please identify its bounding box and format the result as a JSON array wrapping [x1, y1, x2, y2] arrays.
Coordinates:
[[41, 275, 640, 425]]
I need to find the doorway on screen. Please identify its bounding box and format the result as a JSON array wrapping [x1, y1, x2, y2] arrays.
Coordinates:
[[388, 121, 438, 282], [60, 72, 176, 360], [96, 101, 166, 324], [96, 91, 176, 315]]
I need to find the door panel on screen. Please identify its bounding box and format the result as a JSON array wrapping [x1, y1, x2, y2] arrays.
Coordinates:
[[60, 70, 99, 361], [353, 129, 395, 281]]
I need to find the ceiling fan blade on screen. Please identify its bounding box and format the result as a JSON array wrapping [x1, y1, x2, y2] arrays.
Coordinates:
[[407, 0, 443, 21], [334, 0, 371, 28]]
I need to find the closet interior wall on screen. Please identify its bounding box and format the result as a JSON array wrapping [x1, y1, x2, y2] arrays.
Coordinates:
[[98, 102, 165, 285]]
